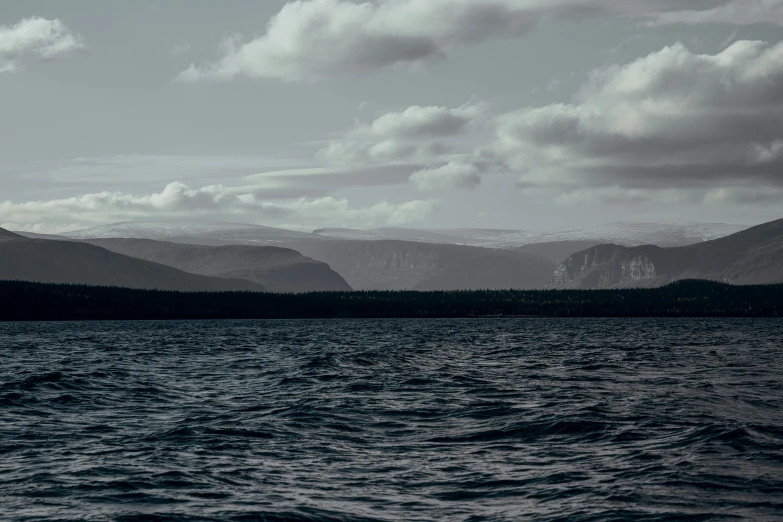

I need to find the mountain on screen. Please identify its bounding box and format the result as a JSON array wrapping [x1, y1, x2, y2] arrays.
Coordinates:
[[67, 221, 745, 250], [0, 228, 26, 242], [0, 229, 264, 292], [285, 240, 556, 291], [313, 222, 747, 249], [59, 222, 557, 290], [54, 220, 755, 292], [552, 218, 783, 289], [513, 241, 605, 264], [67, 221, 323, 245], [82, 239, 352, 293]]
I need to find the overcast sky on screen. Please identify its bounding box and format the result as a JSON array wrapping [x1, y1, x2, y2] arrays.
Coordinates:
[[1, 0, 782, 233]]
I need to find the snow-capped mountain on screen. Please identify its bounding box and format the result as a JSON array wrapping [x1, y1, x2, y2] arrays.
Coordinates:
[[66, 221, 747, 249], [313, 222, 748, 249], [65, 222, 324, 245]]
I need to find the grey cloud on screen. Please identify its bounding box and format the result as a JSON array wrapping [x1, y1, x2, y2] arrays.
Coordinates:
[[319, 104, 484, 167], [489, 40, 783, 201], [410, 162, 482, 191], [0, 17, 84, 73], [177, 0, 778, 82], [367, 105, 483, 138]]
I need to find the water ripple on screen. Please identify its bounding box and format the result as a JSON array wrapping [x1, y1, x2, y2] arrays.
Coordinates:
[[0, 318, 782, 521]]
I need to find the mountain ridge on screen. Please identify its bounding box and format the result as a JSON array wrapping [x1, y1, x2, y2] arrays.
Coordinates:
[[83, 238, 352, 293], [552, 218, 783, 289], [0, 228, 265, 292]]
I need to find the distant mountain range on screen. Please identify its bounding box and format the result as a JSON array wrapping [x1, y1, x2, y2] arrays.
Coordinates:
[[47, 223, 557, 290], [0, 228, 264, 292], [66, 221, 324, 245], [7, 218, 779, 293], [282, 240, 556, 291], [83, 239, 351, 293], [512, 241, 606, 264], [63, 220, 746, 249], [313, 222, 747, 248], [552, 219, 783, 289]]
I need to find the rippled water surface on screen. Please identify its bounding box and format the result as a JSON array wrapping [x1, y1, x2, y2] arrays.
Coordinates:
[[1, 319, 782, 521]]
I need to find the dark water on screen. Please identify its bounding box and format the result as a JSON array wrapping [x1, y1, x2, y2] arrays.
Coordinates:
[[1, 319, 782, 521]]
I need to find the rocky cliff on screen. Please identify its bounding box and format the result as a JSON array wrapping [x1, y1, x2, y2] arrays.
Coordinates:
[[552, 219, 783, 289], [288, 240, 556, 291]]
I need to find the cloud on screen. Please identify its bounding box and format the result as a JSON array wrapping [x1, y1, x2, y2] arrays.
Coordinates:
[[177, 0, 783, 83], [652, 0, 783, 26], [487, 40, 783, 202], [177, 0, 536, 82], [410, 162, 481, 191], [0, 17, 84, 73], [703, 186, 783, 205], [319, 103, 485, 167], [0, 181, 437, 233]]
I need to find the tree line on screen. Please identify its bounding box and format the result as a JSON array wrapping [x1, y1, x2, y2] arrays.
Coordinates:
[[0, 279, 781, 321]]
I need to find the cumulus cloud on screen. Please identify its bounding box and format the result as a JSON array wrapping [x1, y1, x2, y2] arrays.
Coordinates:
[[410, 162, 481, 191], [319, 103, 485, 167], [0, 181, 437, 233], [487, 40, 783, 202], [177, 0, 781, 82], [0, 17, 83, 73]]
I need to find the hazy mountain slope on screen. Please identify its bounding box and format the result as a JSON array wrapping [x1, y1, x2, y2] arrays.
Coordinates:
[[314, 223, 746, 248], [13, 231, 72, 241], [58, 222, 556, 290], [285, 240, 556, 291], [552, 219, 783, 289], [0, 229, 264, 292], [67, 221, 745, 250], [68, 222, 324, 244], [513, 241, 605, 264], [84, 239, 352, 293]]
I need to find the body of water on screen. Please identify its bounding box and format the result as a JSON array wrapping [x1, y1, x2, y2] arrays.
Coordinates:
[[1, 319, 782, 521]]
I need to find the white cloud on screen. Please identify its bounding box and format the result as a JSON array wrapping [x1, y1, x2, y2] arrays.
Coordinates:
[[177, 0, 782, 83], [0, 181, 437, 233], [487, 40, 783, 202], [0, 17, 84, 73], [410, 162, 481, 191], [319, 103, 485, 167]]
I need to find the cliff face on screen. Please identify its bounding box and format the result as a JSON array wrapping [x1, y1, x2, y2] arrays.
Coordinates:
[[289, 240, 556, 291], [551, 219, 783, 289], [552, 245, 666, 289]]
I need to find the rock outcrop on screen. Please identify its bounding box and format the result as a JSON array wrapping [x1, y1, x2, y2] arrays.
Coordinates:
[[552, 219, 783, 289]]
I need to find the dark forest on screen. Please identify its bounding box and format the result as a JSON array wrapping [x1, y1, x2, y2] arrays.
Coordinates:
[[1, 279, 780, 321]]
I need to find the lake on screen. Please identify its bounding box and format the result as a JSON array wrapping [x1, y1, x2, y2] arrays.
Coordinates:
[[1, 319, 781, 521]]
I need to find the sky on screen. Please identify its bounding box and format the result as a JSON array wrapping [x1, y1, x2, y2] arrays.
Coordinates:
[[1, 0, 782, 233]]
